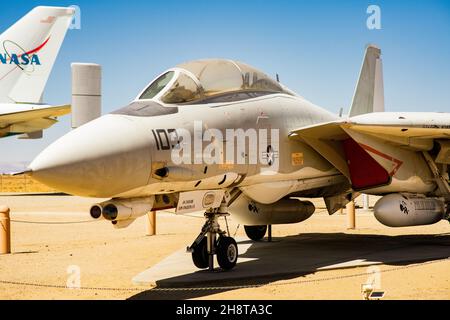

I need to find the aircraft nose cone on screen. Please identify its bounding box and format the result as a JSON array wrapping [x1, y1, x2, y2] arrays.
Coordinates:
[[30, 115, 151, 197]]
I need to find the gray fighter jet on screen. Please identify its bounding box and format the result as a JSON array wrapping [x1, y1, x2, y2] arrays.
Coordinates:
[[27, 45, 450, 271]]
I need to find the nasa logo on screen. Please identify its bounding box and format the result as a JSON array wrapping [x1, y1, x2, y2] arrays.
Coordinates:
[[0, 53, 41, 65], [0, 37, 50, 67]]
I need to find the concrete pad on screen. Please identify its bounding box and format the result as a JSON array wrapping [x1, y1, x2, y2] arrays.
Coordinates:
[[133, 232, 450, 287]]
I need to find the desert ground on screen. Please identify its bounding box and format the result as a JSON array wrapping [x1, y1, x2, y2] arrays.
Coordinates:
[[0, 192, 449, 300], [0, 175, 55, 193]]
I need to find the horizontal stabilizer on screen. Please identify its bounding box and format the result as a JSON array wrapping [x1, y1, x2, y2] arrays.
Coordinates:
[[0, 103, 70, 138], [0, 104, 70, 124]]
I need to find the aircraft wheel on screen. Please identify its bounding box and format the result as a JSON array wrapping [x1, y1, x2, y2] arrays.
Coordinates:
[[217, 236, 238, 270], [244, 225, 267, 241], [191, 237, 209, 269]]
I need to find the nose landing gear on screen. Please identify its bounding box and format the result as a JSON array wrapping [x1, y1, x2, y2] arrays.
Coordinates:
[[187, 209, 238, 271]]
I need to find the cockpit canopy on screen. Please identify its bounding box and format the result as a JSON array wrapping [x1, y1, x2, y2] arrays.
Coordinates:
[[138, 59, 292, 104]]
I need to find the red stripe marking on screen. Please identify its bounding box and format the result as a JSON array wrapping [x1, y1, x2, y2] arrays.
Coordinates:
[[358, 143, 403, 176], [24, 36, 50, 56], [4, 36, 51, 62]]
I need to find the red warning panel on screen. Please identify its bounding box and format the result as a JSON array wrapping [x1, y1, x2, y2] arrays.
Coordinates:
[[342, 138, 390, 190]]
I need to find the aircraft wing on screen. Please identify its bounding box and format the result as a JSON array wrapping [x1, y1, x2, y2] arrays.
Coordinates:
[[0, 104, 70, 124], [0, 104, 70, 138], [289, 112, 450, 190]]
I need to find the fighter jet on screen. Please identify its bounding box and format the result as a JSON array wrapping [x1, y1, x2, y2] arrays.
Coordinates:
[[0, 6, 75, 139], [27, 45, 450, 271]]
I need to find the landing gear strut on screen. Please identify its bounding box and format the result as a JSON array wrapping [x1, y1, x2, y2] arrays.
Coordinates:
[[446, 204, 450, 223], [188, 209, 238, 271]]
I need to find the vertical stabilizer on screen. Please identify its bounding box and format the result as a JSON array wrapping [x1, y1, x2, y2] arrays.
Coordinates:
[[0, 6, 75, 103], [349, 45, 385, 117]]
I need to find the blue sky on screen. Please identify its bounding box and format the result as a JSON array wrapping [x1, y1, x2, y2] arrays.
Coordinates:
[[1, 0, 450, 164]]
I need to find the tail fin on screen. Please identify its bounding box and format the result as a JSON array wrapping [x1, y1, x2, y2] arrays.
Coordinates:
[[0, 6, 75, 103], [348, 44, 385, 117]]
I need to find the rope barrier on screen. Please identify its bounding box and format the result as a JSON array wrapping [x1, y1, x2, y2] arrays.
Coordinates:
[[7, 208, 331, 225], [0, 257, 448, 292], [10, 219, 97, 225]]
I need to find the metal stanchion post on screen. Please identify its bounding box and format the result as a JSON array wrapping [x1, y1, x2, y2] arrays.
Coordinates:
[[146, 211, 156, 236], [0, 206, 11, 254], [347, 200, 356, 230], [363, 194, 370, 210]]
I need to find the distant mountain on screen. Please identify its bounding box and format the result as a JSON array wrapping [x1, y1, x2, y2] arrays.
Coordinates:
[[0, 161, 29, 174]]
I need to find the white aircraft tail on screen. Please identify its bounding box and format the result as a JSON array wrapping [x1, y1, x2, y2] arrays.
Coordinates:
[[348, 44, 385, 117], [0, 6, 75, 103]]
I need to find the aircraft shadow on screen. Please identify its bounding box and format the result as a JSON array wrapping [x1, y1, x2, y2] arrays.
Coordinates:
[[128, 232, 450, 300]]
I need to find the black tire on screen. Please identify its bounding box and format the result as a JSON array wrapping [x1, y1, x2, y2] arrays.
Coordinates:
[[192, 237, 209, 269], [244, 225, 267, 241], [216, 236, 238, 270]]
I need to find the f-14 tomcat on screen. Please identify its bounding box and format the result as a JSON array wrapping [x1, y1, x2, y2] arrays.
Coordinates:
[[26, 45, 450, 271]]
